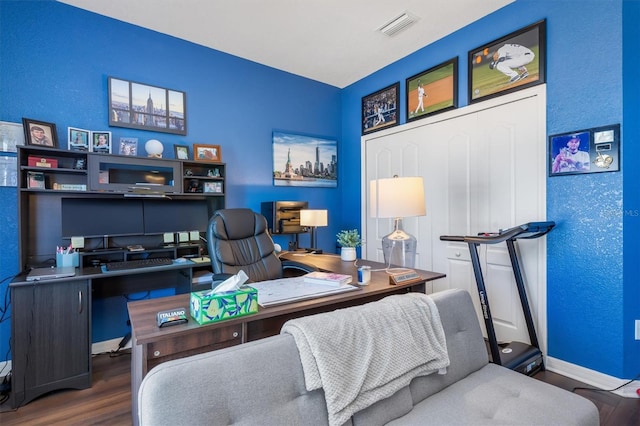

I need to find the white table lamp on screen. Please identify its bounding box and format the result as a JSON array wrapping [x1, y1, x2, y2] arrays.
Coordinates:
[[300, 209, 328, 253], [370, 176, 426, 268]]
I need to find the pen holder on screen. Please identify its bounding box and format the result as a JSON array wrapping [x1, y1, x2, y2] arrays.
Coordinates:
[[56, 252, 79, 268]]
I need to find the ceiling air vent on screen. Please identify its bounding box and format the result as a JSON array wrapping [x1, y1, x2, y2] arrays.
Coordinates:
[[378, 11, 419, 37]]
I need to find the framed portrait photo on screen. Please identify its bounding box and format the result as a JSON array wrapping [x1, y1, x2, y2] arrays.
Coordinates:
[[91, 131, 112, 154], [174, 144, 190, 160], [194, 144, 221, 162], [361, 82, 399, 135], [68, 127, 90, 151], [468, 20, 546, 104], [549, 124, 620, 176], [22, 118, 58, 148], [406, 57, 458, 122]]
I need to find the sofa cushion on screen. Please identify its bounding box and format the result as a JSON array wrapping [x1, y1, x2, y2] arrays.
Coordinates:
[[386, 363, 599, 425]]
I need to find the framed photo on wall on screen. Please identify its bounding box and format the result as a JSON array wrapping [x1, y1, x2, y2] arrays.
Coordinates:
[[0, 121, 25, 153], [468, 20, 546, 104], [272, 131, 337, 188], [549, 124, 620, 176], [68, 127, 90, 151], [108, 76, 187, 135], [406, 57, 458, 122], [361, 82, 399, 135], [194, 144, 221, 162], [22, 118, 58, 148]]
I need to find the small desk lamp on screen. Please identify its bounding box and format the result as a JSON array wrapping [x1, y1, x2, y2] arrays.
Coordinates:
[[370, 176, 426, 268], [300, 209, 328, 253]]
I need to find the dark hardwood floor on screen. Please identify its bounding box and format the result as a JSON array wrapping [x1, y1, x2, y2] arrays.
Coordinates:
[[0, 351, 638, 425]]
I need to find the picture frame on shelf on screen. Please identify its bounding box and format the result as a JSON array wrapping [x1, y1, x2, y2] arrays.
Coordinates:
[[91, 131, 112, 154], [118, 137, 138, 156], [194, 144, 221, 162], [108, 76, 187, 135], [203, 181, 223, 193], [174, 144, 190, 160], [0, 120, 25, 153], [549, 124, 620, 176], [468, 20, 546, 104], [406, 57, 458, 122], [68, 127, 90, 151], [361, 82, 399, 135], [22, 118, 58, 148]]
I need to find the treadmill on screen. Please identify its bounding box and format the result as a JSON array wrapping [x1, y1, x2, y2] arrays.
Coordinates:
[[440, 221, 555, 376]]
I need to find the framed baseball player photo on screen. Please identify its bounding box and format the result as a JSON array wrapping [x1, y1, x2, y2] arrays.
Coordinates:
[[406, 57, 458, 123], [549, 124, 620, 177], [468, 20, 546, 104], [361, 82, 399, 135]]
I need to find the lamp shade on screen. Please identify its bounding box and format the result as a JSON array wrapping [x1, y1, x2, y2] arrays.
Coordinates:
[[300, 209, 328, 227], [370, 176, 426, 218]]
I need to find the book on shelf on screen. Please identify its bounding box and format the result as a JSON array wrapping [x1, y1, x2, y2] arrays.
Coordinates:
[[303, 271, 352, 287]]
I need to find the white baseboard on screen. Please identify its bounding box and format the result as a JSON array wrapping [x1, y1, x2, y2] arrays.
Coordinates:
[[91, 335, 132, 356], [546, 356, 640, 399]]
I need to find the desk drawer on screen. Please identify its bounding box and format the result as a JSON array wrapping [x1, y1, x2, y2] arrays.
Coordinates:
[[148, 323, 242, 359]]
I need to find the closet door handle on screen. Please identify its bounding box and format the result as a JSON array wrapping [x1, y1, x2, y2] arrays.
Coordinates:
[[78, 290, 83, 314]]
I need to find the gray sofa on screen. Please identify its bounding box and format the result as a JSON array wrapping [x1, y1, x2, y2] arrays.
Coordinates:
[[138, 288, 599, 425]]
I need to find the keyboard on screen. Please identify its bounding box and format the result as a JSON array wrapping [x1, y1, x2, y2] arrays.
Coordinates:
[[104, 258, 174, 271]]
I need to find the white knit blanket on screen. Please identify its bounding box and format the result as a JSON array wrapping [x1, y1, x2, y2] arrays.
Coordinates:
[[281, 293, 449, 426]]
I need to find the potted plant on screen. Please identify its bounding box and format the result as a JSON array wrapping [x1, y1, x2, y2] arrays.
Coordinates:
[[336, 229, 361, 261]]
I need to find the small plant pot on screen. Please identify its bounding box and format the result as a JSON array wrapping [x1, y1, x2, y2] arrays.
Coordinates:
[[340, 247, 356, 261]]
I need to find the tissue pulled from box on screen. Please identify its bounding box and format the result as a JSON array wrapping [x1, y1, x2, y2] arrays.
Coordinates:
[[210, 270, 249, 294]]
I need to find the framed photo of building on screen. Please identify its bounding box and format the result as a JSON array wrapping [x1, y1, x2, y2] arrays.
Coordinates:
[[406, 57, 458, 122], [22, 118, 58, 148], [0, 121, 24, 153], [361, 82, 399, 135], [272, 131, 338, 188], [108, 76, 187, 135], [468, 20, 546, 104], [549, 124, 620, 176], [68, 127, 90, 151]]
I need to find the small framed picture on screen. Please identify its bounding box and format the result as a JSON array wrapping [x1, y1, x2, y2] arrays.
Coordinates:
[[549, 124, 620, 176], [361, 82, 399, 135], [203, 181, 223, 193], [468, 20, 546, 104], [119, 137, 138, 156], [194, 144, 221, 162], [406, 57, 458, 122], [68, 127, 90, 151], [22, 118, 58, 148], [174, 144, 189, 160], [91, 131, 112, 153], [0, 121, 25, 153]]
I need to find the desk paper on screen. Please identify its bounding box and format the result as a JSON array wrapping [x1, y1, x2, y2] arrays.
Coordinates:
[[249, 276, 359, 307]]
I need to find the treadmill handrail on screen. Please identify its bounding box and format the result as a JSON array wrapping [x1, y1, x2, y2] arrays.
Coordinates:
[[440, 221, 555, 245]]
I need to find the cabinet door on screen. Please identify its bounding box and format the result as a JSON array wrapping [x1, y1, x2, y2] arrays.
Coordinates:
[[12, 280, 91, 407]]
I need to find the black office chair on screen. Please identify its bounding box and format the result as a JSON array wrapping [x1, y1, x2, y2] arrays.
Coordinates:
[[207, 208, 315, 284]]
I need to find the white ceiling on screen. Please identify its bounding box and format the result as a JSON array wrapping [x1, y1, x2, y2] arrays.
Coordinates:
[[58, 0, 512, 88]]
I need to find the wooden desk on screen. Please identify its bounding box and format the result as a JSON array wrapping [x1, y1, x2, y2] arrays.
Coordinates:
[[127, 255, 445, 423]]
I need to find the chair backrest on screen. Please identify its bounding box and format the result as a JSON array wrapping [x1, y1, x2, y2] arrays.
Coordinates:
[[207, 208, 284, 282]]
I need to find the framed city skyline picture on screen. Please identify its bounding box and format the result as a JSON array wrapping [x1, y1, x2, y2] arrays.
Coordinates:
[[272, 131, 338, 188], [108, 76, 187, 135]]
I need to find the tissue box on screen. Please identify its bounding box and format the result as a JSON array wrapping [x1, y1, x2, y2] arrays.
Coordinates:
[[190, 286, 258, 325]]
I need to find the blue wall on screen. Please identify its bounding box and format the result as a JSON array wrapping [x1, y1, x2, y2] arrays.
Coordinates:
[[0, 0, 341, 352], [1, 0, 638, 380], [340, 0, 637, 379]]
